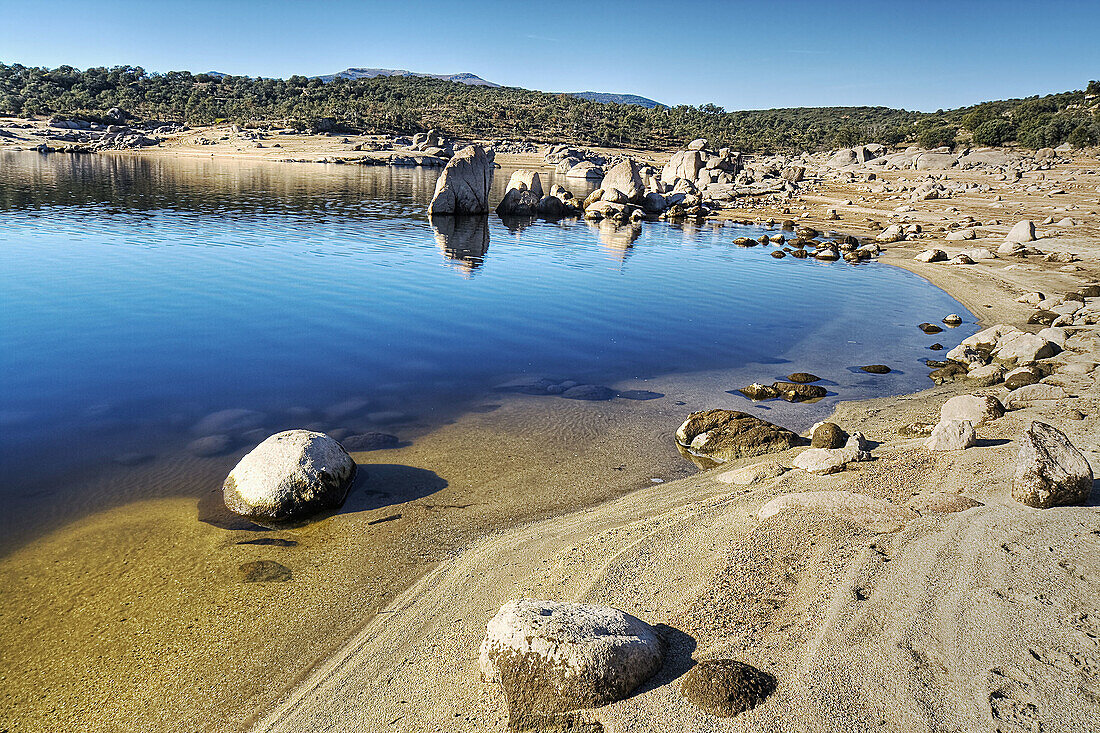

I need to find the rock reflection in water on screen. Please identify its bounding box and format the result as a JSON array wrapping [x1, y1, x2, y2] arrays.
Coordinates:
[[589, 220, 642, 262], [430, 215, 490, 275]]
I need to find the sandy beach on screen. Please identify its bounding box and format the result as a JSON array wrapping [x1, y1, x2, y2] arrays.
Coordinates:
[[2, 123, 1099, 732]]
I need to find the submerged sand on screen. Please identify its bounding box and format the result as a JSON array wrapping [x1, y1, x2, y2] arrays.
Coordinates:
[[1, 134, 1099, 732]]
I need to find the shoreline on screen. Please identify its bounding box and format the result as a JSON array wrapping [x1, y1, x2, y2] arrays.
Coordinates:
[[2, 136, 1098, 732]]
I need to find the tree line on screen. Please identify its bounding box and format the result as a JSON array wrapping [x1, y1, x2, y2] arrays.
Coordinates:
[[0, 63, 1096, 153]]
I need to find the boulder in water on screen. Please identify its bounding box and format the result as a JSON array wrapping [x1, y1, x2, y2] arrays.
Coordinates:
[[223, 430, 357, 521], [428, 145, 494, 215]]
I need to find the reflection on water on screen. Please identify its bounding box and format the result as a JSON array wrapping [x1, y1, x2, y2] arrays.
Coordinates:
[[0, 151, 975, 550], [430, 215, 491, 275]]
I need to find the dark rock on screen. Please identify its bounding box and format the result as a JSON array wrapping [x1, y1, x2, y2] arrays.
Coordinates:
[[787, 372, 821, 383], [676, 410, 804, 463], [1027, 310, 1059, 326], [811, 422, 848, 449], [1004, 369, 1041, 390], [240, 560, 292, 582], [342, 432, 400, 451], [561, 385, 616, 401], [929, 363, 968, 384], [616, 390, 664, 401], [680, 659, 776, 717], [770, 382, 827, 402], [236, 538, 298, 547], [860, 365, 891, 374], [930, 343, 944, 351], [918, 323, 943, 334]]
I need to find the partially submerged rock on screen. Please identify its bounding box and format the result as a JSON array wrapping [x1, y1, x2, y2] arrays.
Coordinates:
[[677, 410, 803, 463], [223, 430, 357, 522], [428, 145, 494, 215], [770, 381, 827, 402], [1012, 422, 1093, 508], [479, 599, 664, 718], [680, 659, 776, 717], [787, 372, 821, 383]]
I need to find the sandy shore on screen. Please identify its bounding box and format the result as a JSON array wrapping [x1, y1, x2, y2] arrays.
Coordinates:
[[1, 127, 1098, 732]]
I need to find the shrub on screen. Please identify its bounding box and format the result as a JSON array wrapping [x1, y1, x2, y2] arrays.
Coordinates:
[[917, 124, 957, 149], [972, 119, 1015, 146]]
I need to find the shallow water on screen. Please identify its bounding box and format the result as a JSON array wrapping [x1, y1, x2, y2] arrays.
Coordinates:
[[0, 152, 974, 549]]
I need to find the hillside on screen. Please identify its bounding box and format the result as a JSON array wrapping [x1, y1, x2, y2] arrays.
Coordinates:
[[315, 68, 499, 86], [0, 64, 1096, 152], [568, 91, 663, 108]]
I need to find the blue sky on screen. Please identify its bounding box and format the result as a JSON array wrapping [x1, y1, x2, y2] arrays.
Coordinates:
[[1, 0, 1096, 111]]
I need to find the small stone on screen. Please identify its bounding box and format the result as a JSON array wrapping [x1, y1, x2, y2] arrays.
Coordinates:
[[929, 343, 944, 351], [942, 314, 963, 325], [919, 323, 943, 334], [680, 659, 776, 717], [189, 434, 234, 457], [739, 383, 778, 400], [787, 372, 821, 383], [342, 432, 400, 451], [239, 560, 292, 583], [860, 365, 891, 374]]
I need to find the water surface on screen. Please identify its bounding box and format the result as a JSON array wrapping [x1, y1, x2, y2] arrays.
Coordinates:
[[0, 152, 974, 548]]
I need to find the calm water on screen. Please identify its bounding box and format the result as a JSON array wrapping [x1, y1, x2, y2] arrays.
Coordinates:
[[0, 152, 974, 546]]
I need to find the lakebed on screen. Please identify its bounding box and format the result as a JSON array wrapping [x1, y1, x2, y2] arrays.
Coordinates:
[[1, 137, 1098, 733]]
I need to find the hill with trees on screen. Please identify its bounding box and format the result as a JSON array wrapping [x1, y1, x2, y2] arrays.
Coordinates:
[[0, 63, 1096, 153]]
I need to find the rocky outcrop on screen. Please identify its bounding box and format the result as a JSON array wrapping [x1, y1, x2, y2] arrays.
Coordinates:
[[676, 410, 803, 463], [758, 491, 915, 532], [427, 145, 495, 215], [600, 158, 646, 203], [223, 430, 357, 521], [496, 170, 543, 216], [1012, 422, 1093, 508], [479, 599, 664, 719]]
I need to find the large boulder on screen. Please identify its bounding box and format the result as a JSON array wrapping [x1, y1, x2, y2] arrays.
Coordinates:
[[676, 409, 802, 463], [1005, 220, 1036, 243], [1012, 422, 1093, 508], [428, 145, 495, 215], [479, 599, 664, 718], [914, 152, 958, 170], [505, 169, 543, 199], [600, 158, 645, 203], [939, 395, 1005, 426], [564, 160, 604, 180], [993, 332, 1059, 364], [661, 150, 705, 184], [223, 430, 357, 521]]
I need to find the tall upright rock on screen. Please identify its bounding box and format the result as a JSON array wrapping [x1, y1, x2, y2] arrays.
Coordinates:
[[428, 145, 495, 215]]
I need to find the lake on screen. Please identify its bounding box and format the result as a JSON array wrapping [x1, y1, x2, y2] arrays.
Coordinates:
[[0, 151, 974, 549]]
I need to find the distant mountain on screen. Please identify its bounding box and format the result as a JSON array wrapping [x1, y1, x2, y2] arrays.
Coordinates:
[[568, 91, 663, 108], [316, 68, 500, 86]]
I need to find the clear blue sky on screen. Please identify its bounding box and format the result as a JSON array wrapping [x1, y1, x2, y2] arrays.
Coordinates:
[[1, 0, 1096, 111]]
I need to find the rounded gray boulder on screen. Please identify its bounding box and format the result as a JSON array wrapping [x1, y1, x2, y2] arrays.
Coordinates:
[[479, 599, 664, 718], [223, 430, 357, 521]]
